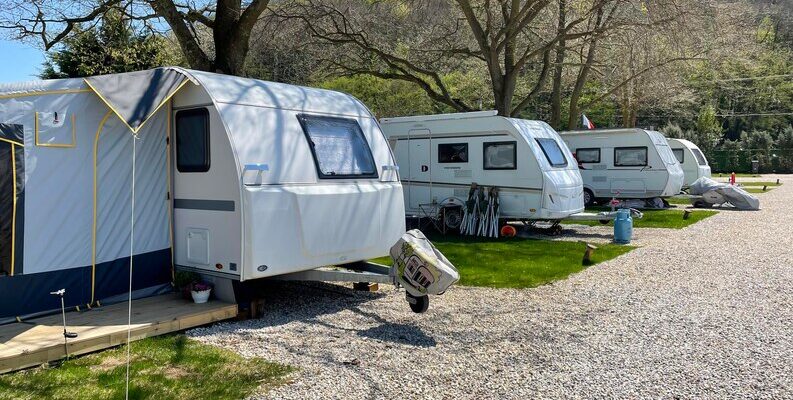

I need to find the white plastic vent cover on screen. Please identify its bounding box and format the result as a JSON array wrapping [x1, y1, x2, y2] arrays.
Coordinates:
[[186, 228, 209, 265]]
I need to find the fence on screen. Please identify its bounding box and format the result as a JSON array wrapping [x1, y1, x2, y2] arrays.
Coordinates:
[[708, 149, 793, 174]]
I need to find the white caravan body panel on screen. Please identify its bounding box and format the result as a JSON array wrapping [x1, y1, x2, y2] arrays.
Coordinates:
[[381, 111, 583, 220], [561, 128, 684, 200], [172, 71, 405, 281], [667, 138, 711, 187]]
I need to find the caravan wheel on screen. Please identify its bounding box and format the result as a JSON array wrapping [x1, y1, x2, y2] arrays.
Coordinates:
[[406, 293, 429, 313], [583, 189, 596, 206], [442, 207, 463, 230]]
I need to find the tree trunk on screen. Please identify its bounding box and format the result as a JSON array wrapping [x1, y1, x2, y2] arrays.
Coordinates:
[[550, 0, 567, 129], [567, 7, 603, 130]]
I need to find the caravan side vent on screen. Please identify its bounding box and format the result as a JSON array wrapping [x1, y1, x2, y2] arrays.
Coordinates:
[[454, 169, 473, 178], [593, 176, 608, 182]]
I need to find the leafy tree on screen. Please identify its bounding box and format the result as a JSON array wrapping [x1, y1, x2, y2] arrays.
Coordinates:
[[695, 104, 723, 154], [1, 0, 271, 75], [39, 10, 182, 79]]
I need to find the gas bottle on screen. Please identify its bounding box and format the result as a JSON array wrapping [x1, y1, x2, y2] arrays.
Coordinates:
[[613, 208, 633, 244]]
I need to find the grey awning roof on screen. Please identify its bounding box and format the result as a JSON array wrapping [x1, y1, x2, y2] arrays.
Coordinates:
[[84, 68, 192, 132]]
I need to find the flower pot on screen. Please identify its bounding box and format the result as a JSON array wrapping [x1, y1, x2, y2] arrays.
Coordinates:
[[191, 289, 211, 304]]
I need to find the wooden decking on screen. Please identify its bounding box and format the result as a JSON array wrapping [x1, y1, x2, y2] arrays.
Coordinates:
[[0, 294, 237, 374]]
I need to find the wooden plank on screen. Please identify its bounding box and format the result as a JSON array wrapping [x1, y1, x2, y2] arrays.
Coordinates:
[[0, 294, 237, 374]]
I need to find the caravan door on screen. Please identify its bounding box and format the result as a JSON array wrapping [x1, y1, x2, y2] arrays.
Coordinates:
[[407, 129, 431, 210], [171, 106, 241, 278]]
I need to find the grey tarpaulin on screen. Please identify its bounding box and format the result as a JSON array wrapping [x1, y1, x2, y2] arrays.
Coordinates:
[[84, 68, 191, 132], [689, 177, 760, 210]]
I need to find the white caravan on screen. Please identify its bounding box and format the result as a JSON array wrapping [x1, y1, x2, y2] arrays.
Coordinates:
[[0, 67, 406, 323], [380, 111, 584, 229], [667, 138, 711, 187], [560, 128, 684, 205]]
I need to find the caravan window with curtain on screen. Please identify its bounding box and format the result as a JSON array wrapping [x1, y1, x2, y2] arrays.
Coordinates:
[[438, 143, 469, 163], [483, 141, 517, 170], [535, 138, 568, 167], [176, 108, 210, 173], [576, 148, 600, 163], [297, 114, 377, 179], [614, 147, 648, 167]]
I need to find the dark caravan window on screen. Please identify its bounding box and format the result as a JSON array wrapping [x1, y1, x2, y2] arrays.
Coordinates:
[[483, 141, 517, 170], [576, 148, 601, 163], [614, 147, 648, 167], [535, 138, 569, 167], [438, 143, 469, 163], [673, 148, 685, 164], [692, 148, 708, 166], [176, 108, 210, 172], [297, 114, 377, 179]]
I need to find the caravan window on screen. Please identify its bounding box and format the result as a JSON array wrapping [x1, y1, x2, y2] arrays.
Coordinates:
[[438, 143, 468, 163], [614, 147, 648, 167], [297, 114, 377, 179], [483, 141, 517, 170], [672, 148, 685, 164], [535, 138, 568, 167], [576, 148, 600, 163], [692, 148, 708, 166], [176, 108, 210, 173]]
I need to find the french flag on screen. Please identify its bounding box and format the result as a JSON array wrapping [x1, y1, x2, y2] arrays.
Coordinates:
[[581, 114, 595, 130]]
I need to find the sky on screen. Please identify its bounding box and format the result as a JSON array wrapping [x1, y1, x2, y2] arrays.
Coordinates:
[[0, 39, 46, 82]]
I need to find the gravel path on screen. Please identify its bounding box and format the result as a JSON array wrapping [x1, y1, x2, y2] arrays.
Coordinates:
[[189, 175, 792, 399]]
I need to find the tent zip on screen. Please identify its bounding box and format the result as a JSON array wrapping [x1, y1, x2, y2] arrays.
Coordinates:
[[10, 143, 16, 275], [90, 111, 114, 304]]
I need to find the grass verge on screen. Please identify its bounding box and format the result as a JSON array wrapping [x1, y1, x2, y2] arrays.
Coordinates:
[[373, 235, 634, 289], [0, 335, 293, 400], [567, 207, 717, 229]]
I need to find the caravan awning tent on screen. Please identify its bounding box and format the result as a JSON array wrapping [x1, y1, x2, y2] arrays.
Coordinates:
[[0, 68, 192, 323]]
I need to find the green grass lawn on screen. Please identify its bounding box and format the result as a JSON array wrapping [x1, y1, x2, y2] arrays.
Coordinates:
[[0, 335, 293, 400], [566, 207, 717, 229], [712, 172, 761, 178], [712, 180, 782, 187], [744, 187, 775, 193], [374, 235, 634, 289]]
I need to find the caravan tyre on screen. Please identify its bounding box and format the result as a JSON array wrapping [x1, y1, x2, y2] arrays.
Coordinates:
[[406, 293, 429, 313], [442, 207, 463, 230], [583, 189, 596, 206]]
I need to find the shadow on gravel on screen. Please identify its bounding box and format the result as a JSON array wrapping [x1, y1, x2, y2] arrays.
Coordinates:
[[357, 323, 437, 347]]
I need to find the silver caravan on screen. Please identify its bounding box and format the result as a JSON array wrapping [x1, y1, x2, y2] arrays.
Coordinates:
[[667, 138, 711, 187], [560, 128, 684, 205], [381, 111, 584, 229], [0, 67, 407, 323]]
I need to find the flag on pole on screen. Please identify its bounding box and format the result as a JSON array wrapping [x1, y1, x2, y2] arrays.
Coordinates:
[[581, 114, 595, 130]]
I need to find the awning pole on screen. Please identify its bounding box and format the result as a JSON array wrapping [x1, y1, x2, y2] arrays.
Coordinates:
[[125, 133, 138, 400]]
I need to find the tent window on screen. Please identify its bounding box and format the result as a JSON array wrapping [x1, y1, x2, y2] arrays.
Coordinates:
[[535, 138, 568, 167], [614, 147, 648, 167], [483, 141, 517, 170], [438, 143, 468, 163], [692, 148, 708, 166], [576, 148, 600, 163], [297, 114, 377, 179], [176, 108, 210, 173], [35, 112, 76, 148]]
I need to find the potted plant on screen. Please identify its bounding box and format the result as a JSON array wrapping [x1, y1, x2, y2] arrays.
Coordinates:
[[190, 281, 213, 304], [174, 271, 201, 300]]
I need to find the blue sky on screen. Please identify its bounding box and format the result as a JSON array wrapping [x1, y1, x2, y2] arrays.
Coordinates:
[[0, 39, 45, 82]]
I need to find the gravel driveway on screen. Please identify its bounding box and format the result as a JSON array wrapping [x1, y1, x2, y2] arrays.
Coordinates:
[[189, 175, 792, 399]]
